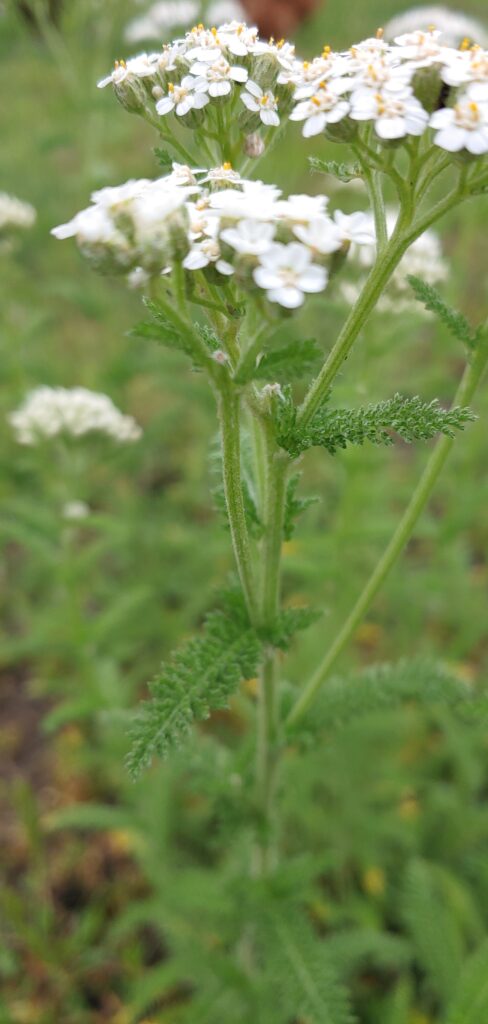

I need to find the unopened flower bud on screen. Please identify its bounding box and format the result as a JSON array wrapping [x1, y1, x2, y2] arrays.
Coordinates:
[[261, 382, 285, 401], [114, 75, 150, 115], [412, 65, 445, 113], [325, 118, 358, 144], [244, 132, 265, 158], [212, 349, 228, 365]]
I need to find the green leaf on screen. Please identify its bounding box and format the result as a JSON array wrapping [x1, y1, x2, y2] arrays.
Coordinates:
[[309, 157, 362, 183], [253, 338, 322, 383], [407, 276, 476, 349], [283, 473, 319, 540], [153, 146, 173, 171], [263, 908, 357, 1024], [287, 659, 472, 744], [276, 391, 475, 459], [127, 593, 261, 778], [445, 940, 488, 1024], [128, 297, 194, 357], [403, 859, 464, 1001], [269, 606, 320, 649]]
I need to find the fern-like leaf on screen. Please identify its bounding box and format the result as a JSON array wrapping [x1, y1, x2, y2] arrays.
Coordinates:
[[309, 157, 362, 183], [284, 473, 319, 540], [444, 939, 488, 1024], [287, 660, 472, 745], [128, 297, 195, 356], [263, 909, 357, 1024], [127, 595, 261, 778], [276, 390, 474, 459], [407, 276, 476, 349], [402, 859, 464, 1002]]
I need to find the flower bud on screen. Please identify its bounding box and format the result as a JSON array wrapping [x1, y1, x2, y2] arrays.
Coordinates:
[[324, 118, 358, 143], [114, 74, 150, 116], [244, 132, 265, 158], [412, 66, 446, 113]]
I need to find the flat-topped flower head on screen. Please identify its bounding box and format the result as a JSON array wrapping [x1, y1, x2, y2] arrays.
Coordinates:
[[253, 242, 327, 308], [430, 90, 488, 153], [9, 387, 142, 445], [241, 81, 280, 126]]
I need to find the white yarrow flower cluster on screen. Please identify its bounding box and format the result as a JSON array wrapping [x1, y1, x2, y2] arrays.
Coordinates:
[[53, 165, 374, 309], [286, 28, 488, 153], [0, 192, 37, 233], [9, 388, 142, 446], [99, 20, 297, 136]]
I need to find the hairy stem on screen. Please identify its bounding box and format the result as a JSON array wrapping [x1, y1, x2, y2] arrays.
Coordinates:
[[287, 332, 488, 728], [255, 417, 289, 873], [297, 227, 411, 428], [217, 384, 259, 625]]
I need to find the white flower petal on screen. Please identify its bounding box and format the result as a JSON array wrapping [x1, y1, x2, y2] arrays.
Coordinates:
[[302, 113, 326, 137], [268, 286, 304, 308]]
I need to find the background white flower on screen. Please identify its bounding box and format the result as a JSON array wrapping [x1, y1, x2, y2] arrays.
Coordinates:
[[253, 242, 327, 308], [0, 192, 36, 232], [9, 388, 142, 445], [384, 6, 488, 48]]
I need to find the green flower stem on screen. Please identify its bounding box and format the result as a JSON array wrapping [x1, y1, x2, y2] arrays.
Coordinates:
[[256, 648, 279, 875], [255, 419, 289, 874], [297, 229, 412, 428], [354, 147, 388, 253], [217, 383, 260, 626], [287, 331, 488, 729], [298, 174, 469, 430]]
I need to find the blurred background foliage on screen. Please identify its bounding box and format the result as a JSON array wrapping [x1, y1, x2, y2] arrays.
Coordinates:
[[1, 0, 488, 1021]]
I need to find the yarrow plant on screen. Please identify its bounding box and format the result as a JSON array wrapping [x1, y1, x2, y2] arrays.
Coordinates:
[[52, 18, 487, 991]]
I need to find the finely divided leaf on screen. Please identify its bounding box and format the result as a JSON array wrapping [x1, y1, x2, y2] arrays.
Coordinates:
[[309, 157, 362, 183], [127, 596, 261, 778], [288, 660, 472, 744], [128, 297, 194, 356], [445, 939, 488, 1024], [407, 276, 476, 349], [284, 473, 319, 540], [263, 909, 357, 1024], [276, 392, 474, 459]]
